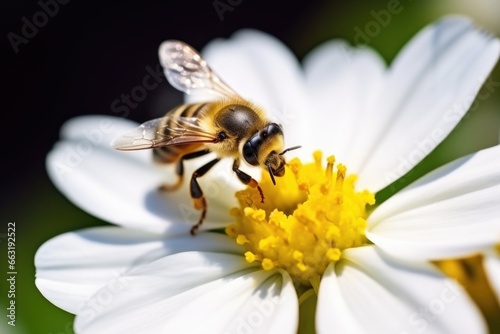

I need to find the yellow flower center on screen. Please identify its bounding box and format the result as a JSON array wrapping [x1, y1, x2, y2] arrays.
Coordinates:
[[226, 151, 375, 289]]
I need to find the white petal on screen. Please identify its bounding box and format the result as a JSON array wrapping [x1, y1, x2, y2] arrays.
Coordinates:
[[191, 30, 311, 149], [35, 227, 241, 313], [59, 115, 146, 156], [47, 116, 240, 234], [367, 145, 500, 260], [316, 246, 486, 334], [354, 16, 500, 191], [74, 252, 298, 334], [483, 250, 500, 302], [303, 40, 386, 164]]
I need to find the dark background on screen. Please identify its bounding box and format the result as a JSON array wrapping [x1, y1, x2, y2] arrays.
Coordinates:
[[2, 0, 500, 333]]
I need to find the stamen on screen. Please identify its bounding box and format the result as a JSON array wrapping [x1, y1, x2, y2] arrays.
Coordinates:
[[227, 151, 375, 289]]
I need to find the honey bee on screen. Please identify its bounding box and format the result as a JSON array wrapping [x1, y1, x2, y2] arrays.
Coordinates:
[[112, 40, 300, 234]]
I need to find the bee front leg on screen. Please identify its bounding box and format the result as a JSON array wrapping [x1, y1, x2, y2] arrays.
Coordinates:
[[232, 160, 264, 203], [159, 150, 210, 192], [189, 158, 221, 235]]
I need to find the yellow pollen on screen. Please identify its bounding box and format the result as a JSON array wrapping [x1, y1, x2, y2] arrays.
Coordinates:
[[262, 258, 275, 270], [244, 252, 257, 263], [227, 150, 375, 288], [236, 235, 249, 245]]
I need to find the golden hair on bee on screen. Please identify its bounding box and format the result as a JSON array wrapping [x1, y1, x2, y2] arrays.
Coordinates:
[[111, 39, 300, 235], [199, 98, 268, 157]]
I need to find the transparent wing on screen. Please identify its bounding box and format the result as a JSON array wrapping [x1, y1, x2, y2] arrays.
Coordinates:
[[111, 116, 217, 151], [159, 40, 241, 99]]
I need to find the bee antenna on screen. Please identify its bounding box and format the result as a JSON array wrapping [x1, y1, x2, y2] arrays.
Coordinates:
[[279, 145, 302, 156], [266, 162, 277, 185]]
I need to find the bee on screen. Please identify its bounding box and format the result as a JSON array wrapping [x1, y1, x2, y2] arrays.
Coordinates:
[[112, 40, 300, 235]]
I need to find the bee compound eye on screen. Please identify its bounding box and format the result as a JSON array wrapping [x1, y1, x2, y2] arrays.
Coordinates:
[[269, 123, 282, 135], [242, 141, 259, 166]]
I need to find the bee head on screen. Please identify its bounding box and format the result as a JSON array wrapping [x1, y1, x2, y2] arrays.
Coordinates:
[[242, 123, 300, 185], [265, 150, 286, 179]]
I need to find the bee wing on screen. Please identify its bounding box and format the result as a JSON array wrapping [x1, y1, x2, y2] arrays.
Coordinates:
[[159, 40, 241, 99], [111, 117, 217, 151]]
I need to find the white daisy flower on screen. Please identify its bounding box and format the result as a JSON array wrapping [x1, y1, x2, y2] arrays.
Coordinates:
[[37, 16, 500, 333]]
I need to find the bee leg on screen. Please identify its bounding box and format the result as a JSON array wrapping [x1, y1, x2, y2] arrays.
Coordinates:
[[232, 160, 264, 203], [159, 150, 210, 192], [189, 158, 221, 235]]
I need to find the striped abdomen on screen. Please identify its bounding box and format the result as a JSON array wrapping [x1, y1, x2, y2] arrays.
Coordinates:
[[153, 102, 209, 164]]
